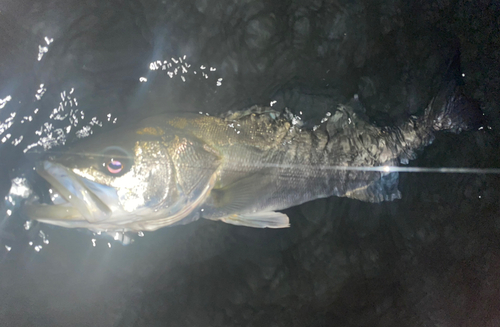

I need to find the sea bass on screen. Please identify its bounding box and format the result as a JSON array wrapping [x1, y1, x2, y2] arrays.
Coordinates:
[[23, 85, 482, 232]]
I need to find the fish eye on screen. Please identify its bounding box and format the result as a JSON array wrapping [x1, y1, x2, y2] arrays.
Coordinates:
[[100, 147, 132, 176], [106, 159, 124, 174]]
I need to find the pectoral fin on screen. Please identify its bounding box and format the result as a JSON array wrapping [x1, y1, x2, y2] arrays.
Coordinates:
[[204, 172, 290, 228], [209, 172, 273, 213], [220, 212, 290, 228]]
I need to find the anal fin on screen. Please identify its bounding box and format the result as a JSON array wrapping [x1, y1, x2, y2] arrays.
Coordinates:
[[346, 171, 401, 203]]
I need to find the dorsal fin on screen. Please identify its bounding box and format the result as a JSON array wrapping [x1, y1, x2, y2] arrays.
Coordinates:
[[221, 105, 282, 121]]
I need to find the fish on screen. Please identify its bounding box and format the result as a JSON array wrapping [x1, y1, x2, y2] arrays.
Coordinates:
[[22, 83, 483, 232]]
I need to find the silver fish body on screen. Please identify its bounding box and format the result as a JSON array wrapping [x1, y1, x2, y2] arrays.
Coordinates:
[[23, 88, 482, 232]]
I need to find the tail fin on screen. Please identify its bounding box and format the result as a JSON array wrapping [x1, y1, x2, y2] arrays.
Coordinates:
[[425, 82, 484, 133], [424, 48, 485, 133]]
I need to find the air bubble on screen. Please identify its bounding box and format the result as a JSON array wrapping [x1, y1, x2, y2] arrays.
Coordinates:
[[24, 220, 32, 230]]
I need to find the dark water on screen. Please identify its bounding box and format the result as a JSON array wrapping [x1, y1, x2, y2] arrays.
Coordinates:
[[1, 1, 499, 326]]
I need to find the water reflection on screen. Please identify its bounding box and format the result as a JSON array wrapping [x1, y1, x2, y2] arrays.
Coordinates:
[[0, 1, 499, 326]]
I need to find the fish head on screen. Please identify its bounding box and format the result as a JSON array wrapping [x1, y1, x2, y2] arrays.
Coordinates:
[[23, 123, 210, 232]]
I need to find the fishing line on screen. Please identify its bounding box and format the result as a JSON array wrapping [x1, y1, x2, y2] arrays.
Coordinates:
[[264, 165, 500, 174], [26, 151, 500, 174]]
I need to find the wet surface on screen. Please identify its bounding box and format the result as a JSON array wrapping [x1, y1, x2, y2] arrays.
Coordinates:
[[1, 0, 500, 326]]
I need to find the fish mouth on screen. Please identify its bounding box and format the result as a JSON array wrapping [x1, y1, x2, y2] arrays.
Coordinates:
[[24, 161, 117, 225]]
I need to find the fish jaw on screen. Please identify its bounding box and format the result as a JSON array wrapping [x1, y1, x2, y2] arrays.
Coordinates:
[[24, 161, 117, 224]]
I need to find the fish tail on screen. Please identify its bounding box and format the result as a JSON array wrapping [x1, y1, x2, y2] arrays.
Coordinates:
[[423, 46, 484, 133], [394, 47, 484, 163], [424, 81, 484, 133]]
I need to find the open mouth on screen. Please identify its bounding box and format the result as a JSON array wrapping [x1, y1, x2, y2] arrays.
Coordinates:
[[23, 161, 115, 224]]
